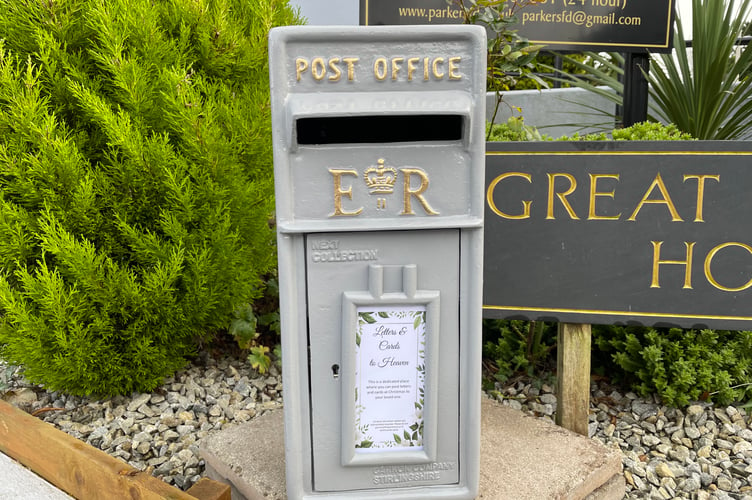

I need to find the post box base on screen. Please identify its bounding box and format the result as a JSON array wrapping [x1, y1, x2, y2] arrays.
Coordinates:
[[199, 398, 625, 499]]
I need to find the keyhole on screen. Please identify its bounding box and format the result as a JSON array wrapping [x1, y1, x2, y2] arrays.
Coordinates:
[[331, 364, 340, 379]]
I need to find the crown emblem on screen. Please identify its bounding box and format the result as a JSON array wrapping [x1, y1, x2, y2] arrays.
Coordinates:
[[363, 159, 398, 194]]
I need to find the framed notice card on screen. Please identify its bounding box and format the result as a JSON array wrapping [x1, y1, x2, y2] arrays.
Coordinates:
[[340, 275, 439, 467], [354, 306, 426, 452]]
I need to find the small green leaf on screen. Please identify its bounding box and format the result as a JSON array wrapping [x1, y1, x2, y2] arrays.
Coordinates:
[[248, 345, 271, 374]]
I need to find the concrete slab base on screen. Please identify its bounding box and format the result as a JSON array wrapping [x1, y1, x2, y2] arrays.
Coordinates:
[[199, 397, 624, 499]]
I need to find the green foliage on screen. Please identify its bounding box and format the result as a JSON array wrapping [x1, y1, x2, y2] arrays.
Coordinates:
[[593, 326, 752, 406], [0, 0, 302, 396], [513, 52, 594, 91], [230, 303, 259, 350], [487, 119, 693, 142], [483, 320, 556, 383], [611, 122, 694, 141], [486, 116, 546, 141], [248, 345, 271, 374], [557, 122, 695, 142], [454, 0, 546, 136], [551, 0, 752, 139], [648, 0, 752, 139]]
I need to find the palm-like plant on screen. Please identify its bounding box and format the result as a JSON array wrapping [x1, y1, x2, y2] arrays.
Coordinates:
[[553, 0, 752, 140], [652, 0, 752, 139]]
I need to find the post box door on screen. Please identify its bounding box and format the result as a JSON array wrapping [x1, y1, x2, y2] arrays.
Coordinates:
[[305, 229, 461, 492]]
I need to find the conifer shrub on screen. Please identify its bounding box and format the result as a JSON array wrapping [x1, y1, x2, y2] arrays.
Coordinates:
[[592, 326, 752, 406], [0, 0, 301, 396]]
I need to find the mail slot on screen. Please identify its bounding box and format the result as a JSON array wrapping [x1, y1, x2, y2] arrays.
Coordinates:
[[269, 25, 486, 499]]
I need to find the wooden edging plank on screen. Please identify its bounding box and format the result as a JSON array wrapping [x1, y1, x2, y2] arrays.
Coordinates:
[[186, 478, 231, 500], [0, 399, 229, 500]]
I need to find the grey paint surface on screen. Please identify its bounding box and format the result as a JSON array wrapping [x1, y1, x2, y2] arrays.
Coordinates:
[[306, 231, 460, 491], [270, 25, 486, 499]]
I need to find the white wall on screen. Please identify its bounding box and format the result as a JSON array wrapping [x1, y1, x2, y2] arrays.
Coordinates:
[[289, 0, 358, 25], [488, 88, 618, 138]]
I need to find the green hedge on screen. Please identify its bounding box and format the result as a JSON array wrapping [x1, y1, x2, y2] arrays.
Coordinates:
[[0, 0, 301, 396]]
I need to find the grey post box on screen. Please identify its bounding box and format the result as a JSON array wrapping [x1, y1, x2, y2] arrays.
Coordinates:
[[269, 25, 486, 499]]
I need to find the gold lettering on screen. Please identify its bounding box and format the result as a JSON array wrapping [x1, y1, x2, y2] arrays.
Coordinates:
[[432, 57, 445, 79], [311, 57, 326, 81], [374, 58, 388, 81], [295, 58, 309, 81], [628, 173, 683, 221], [588, 174, 621, 220], [448, 56, 461, 80], [327, 58, 342, 81], [329, 169, 363, 217], [487, 172, 532, 219], [546, 173, 579, 220], [704, 242, 752, 292], [400, 168, 439, 215], [423, 57, 430, 80], [407, 57, 420, 81], [650, 241, 695, 289], [683, 174, 720, 222], [391, 57, 404, 80], [343, 57, 359, 81]]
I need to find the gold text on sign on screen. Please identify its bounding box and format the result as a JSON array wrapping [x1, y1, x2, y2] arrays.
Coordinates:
[[486, 171, 720, 222], [295, 56, 463, 83], [650, 241, 752, 292]]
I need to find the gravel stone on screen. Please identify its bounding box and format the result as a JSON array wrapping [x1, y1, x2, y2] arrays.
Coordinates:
[[716, 439, 735, 450], [6, 351, 752, 497], [733, 441, 752, 454], [127, 393, 152, 412], [1, 353, 282, 491], [717, 475, 735, 491], [643, 434, 662, 447], [539, 393, 557, 406], [681, 476, 702, 492]]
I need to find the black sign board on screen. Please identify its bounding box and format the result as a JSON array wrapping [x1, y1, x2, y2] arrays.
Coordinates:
[[361, 0, 675, 53], [484, 141, 752, 330], [513, 0, 675, 52]]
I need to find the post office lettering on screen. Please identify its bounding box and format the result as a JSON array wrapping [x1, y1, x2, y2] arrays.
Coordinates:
[[295, 55, 462, 83], [296, 56, 360, 82]]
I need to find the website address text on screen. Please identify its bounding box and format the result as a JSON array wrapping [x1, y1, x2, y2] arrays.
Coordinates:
[[397, 6, 464, 23]]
